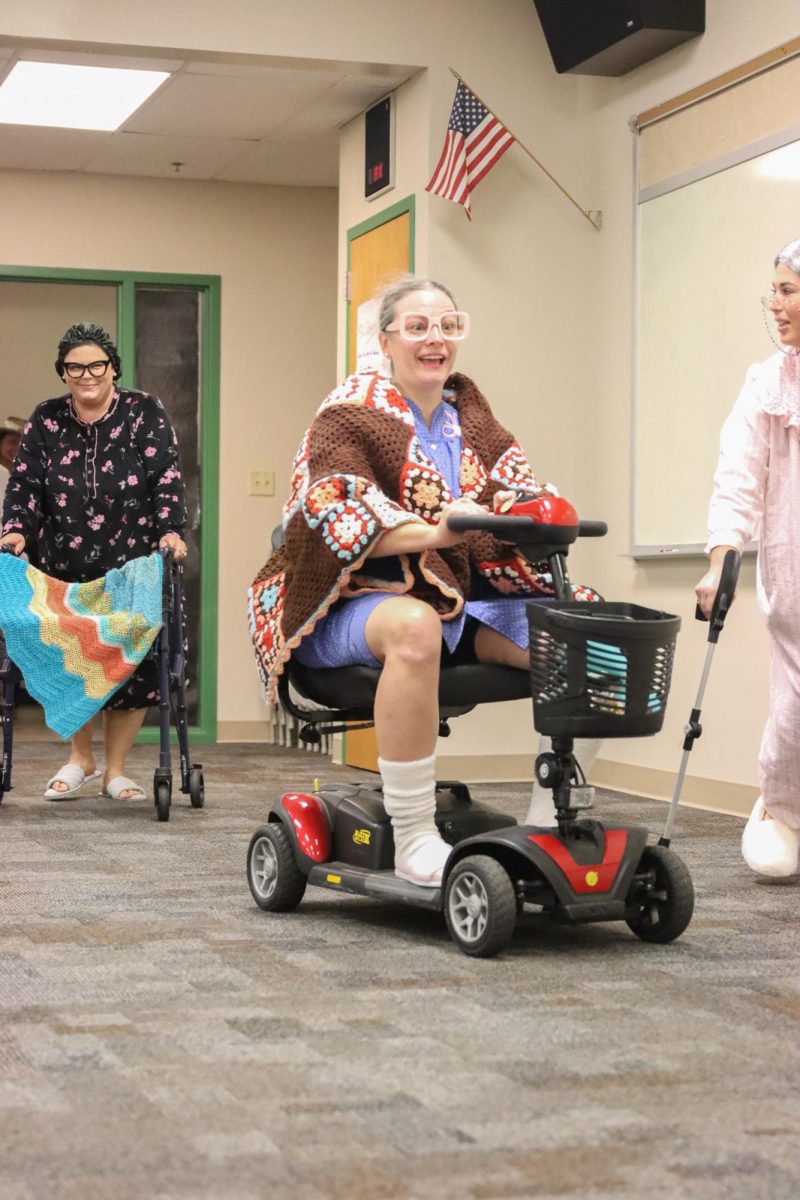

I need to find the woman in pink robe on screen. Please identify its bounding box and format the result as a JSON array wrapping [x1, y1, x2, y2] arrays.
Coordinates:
[[696, 239, 800, 878]]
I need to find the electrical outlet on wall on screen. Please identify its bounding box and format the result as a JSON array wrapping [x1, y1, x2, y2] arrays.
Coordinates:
[[249, 470, 275, 496]]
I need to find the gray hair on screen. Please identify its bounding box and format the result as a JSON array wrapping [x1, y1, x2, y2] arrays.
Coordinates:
[[378, 275, 458, 330], [774, 239, 800, 277]]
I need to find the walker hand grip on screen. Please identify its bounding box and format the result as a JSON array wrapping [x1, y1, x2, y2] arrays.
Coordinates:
[[695, 548, 740, 642]]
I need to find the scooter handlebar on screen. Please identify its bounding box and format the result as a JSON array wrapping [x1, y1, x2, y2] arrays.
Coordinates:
[[577, 520, 608, 538], [446, 512, 607, 544]]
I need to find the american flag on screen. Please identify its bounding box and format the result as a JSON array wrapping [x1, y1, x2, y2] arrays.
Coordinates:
[[425, 81, 515, 220]]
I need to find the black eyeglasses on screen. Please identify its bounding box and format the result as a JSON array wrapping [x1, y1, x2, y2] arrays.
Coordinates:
[[63, 359, 112, 379]]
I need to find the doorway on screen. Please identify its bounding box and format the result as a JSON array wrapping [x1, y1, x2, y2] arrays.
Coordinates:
[[0, 267, 220, 744]]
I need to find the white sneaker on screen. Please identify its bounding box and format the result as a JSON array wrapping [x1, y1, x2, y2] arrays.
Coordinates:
[[741, 797, 800, 878]]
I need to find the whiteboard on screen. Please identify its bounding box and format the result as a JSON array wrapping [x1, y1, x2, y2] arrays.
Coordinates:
[[632, 126, 800, 557]]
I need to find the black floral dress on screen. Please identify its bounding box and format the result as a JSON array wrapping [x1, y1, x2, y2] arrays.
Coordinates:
[[1, 389, 187, 710]]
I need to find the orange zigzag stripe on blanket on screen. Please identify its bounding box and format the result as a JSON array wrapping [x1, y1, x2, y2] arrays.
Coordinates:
[[28, 572, 136, 700]]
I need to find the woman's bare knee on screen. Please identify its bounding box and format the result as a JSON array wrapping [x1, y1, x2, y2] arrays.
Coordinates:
[[367, 598, 441, 666]]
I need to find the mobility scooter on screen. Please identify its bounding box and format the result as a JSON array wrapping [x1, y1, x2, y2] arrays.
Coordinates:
[[247, 497, 694, 957]]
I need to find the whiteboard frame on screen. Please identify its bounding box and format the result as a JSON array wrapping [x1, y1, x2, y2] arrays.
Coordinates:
[[630, 120, 800, 559]]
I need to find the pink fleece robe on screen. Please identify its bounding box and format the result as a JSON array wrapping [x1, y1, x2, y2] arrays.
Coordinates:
[[707, 351, 800, 827]]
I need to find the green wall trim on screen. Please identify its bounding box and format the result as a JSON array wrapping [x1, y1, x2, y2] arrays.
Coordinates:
[[0, 264, 221, 744]]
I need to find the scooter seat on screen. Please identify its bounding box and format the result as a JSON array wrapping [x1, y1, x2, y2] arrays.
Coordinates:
[[287, 659, 531, 720]]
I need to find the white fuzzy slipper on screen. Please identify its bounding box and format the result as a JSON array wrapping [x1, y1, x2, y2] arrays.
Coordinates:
[[102, 775, 147, 801], [44, 764, 101, 801], [741, 797, 800, 878]]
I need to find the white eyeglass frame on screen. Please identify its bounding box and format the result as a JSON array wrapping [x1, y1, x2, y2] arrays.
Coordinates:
[[761, 293, 800, 311], [383, 311, 470, 341]]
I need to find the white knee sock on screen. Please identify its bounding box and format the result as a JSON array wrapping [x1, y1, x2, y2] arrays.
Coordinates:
[[525, 737, 601, 826], [378, 754, 450, 886]]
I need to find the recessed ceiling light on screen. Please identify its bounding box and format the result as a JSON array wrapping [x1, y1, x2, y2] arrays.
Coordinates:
[[0, 61, 170, 131]]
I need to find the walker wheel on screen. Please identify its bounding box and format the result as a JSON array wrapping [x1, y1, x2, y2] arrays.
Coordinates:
[[625, 845, 694, 943], [444, 855, 517, 958], [188, 766, 205, 809], [155, 779, 171, 823], [247, 823, 307, 912]]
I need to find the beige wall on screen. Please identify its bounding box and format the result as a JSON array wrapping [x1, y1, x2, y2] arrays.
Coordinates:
[[0, 170, 338, 733], [4, 0, 798, 803], [0, 280, 118, 416], [337, 0, 798, 804]]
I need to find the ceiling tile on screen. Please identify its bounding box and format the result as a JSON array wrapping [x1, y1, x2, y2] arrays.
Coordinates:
[[0, 124, 111, 171], [123, 72, 338, 140], [215, 137, 340, 187], [82, 129, 251, 179], [267, 75, 398, 141]]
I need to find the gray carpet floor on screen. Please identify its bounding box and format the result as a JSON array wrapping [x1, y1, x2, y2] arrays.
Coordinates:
[[0, 738, 798, 1200]]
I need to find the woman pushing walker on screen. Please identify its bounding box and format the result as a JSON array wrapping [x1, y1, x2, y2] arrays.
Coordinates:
[[0, 323, 187, 803], [696, 239, 800, 878], [249, 276, 600, 888]]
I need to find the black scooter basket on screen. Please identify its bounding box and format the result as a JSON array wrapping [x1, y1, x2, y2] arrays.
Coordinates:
[[526, 601, 681, 738]]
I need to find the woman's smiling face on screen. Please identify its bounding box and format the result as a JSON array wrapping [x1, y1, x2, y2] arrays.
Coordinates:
[[379, 287, 460, 403], [61, 342, 116, 411]]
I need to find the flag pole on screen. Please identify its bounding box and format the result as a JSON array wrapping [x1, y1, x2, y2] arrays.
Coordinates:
[[448, 67, 602, 232]]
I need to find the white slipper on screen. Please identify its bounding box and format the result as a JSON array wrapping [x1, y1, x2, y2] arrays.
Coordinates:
[[741, 797, 800, 878], [44, 764, 101, 801], [102, 775, 147, 801], [394, 835, 451, 887]]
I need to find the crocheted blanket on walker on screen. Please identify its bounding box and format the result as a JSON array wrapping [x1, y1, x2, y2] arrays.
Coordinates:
[[0, 552, 163, 738]]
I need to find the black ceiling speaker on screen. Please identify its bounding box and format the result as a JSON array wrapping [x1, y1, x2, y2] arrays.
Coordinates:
[[533, 1, 705, 76]]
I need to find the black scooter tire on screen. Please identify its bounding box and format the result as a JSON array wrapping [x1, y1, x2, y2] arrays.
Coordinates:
[[625, 845, 694, 943], [444, 854, 517, 958], [247, 824, 307, 912]]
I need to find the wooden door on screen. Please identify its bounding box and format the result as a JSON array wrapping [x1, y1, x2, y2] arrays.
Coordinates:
[[347, 211, 411, 372], [344, 207, 412, 769]]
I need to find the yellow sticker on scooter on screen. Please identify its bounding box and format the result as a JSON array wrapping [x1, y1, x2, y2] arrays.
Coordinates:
[[585, 870, 599, 887], [353, 829, 371, 845], [326, 874, 342, 884]]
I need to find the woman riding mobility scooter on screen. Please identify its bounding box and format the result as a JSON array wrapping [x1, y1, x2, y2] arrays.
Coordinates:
[[247, 496, 694, 957]]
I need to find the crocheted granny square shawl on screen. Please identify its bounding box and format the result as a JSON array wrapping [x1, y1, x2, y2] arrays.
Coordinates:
[[0, 552, 163, 738], [248, 371, 551, 702]]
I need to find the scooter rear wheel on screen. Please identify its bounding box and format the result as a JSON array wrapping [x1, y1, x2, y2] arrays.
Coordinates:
[[625, 845, 694, 943], [247, 823, 307, 912], [444, 855, 517, 958]]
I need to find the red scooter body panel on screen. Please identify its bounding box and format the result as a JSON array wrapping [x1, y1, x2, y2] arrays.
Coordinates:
[[528, 828, 628, 894], [280, 793, 331, 863]]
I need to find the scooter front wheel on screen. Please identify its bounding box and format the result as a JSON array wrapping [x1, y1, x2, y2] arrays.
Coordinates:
[[444, 855, 516, 958], [625, 845, 694, 943], [247, 823, 307, 912]]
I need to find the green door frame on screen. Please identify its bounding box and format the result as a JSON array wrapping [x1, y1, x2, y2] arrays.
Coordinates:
[[0, 264, 220, 744], [345, 193, 415, 374]]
